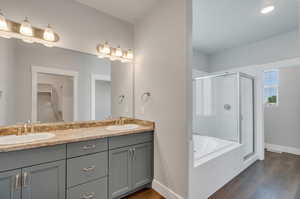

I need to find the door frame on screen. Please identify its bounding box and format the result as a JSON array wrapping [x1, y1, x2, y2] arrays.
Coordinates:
[[90, 74, 111, 120], [31, 66, 79, 122]]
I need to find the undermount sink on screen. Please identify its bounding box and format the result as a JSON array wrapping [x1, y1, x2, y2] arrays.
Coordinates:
[[0, 133, 55, 145], [106, 124, 139, 131]]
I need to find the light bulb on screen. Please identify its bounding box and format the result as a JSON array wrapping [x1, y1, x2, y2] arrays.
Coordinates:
[[261, 0, 275, 14], [110, 49, 117, 61], [126, 49, 133, 59], [0, 11, 8, 31], [102, 42, 111, 54], [115, 46, 123, 57], [43, 24, 55, 42], [20, 17, 33, 36]]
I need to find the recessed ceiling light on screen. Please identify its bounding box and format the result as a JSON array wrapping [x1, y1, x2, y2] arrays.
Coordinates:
[[261, 5, 275, 14], [261, 0, 275, 15]]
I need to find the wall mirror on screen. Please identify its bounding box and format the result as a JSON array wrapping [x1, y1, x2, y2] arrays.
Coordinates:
[[0, 38, 134, 127]]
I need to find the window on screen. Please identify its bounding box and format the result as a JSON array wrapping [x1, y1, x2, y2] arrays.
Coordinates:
[[264, 70, 279, 106]]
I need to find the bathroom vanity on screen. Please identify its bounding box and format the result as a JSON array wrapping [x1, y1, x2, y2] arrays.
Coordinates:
[[0, 119, 154, 199]]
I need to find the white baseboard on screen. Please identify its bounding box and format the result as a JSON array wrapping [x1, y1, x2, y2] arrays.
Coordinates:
[[152, 179, 184, 199], [265, 143, 300, 155]]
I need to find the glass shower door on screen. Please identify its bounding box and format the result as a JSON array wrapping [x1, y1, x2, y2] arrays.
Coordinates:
[[240, 75, 255, 159]]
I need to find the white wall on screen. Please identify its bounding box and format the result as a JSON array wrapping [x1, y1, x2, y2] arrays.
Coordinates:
[[265, 66, 300, 149], [95, 80, 111, 120], [0, 0, 134, 55], [208, 30, 300, 72], [134, 0, 191, 198]]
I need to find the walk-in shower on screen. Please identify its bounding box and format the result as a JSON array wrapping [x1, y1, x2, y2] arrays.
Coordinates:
[[193, 72, 255, 165]]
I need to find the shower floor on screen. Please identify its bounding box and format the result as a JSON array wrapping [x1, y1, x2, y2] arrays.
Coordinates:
[[209, 151, 300, 199]]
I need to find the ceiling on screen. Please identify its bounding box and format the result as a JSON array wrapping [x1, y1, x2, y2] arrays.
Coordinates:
[[193, 0, 299, 54], [75, 0, 159, 24]]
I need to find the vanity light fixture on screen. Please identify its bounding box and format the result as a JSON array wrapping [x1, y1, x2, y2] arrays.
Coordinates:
[[43, 24, 55, 42], [20, 17, 33, 37], [96, 42, 134, 63], [0, 10, 8, 31], [261, 0, 275, 14], [0, 10, 60, 47], [115, 46, 123, 57], [126, 49, 133, 59], [103, 42, 111, 54]]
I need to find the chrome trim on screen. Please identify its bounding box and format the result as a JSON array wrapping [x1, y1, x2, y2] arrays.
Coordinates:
[[22, 172, 30, 187], [81, 192, 96, 199], [81, 166, 96, 172], [14, 174, 21, 190], [193, 72, 237, 81], [82, 144, 96, 150]]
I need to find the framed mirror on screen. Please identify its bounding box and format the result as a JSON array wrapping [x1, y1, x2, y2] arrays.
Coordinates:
[[0, 38, 133, 126]]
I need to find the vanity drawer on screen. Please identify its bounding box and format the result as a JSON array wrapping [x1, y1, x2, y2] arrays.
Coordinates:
[[67, 138, 108, 158], [67, 152, 108, 188], [67, 177, 107, 199], [0, 145, 66, 172], [109, 131, 153, 150]]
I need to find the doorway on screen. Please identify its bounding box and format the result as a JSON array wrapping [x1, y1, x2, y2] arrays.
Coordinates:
[[90, 74, 111, 120], [32, 66, 78, 123]]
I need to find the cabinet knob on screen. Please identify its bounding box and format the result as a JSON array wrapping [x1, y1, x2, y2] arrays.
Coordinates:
[[81, 192, 95, 199], [82, 144, 96, 150], [81, 165, 96, 172]]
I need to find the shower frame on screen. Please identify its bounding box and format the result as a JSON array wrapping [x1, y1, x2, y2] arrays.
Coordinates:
[[193, 72, 255, 159]]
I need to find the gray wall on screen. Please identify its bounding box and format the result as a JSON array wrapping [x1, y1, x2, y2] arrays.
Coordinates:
[[0, 39, 16, 125], [265, 66, 300, 149], [207, 30, 300, 72], [134, 0, 190, 197], [111, 61, 133, 118], [192, 49, 209, 72]]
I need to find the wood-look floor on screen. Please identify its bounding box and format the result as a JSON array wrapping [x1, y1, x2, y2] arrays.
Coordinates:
[[125, 188, 165, 199], [210, 151, 300, 199], [124, 152, 300, 199]]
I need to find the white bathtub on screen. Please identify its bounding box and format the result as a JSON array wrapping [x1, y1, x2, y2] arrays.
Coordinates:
[[193, 135, 240, 167]]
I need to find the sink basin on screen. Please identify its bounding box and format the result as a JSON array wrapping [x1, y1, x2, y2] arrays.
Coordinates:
[[106, 124, 139, 131], [0, 133, 55, 145]]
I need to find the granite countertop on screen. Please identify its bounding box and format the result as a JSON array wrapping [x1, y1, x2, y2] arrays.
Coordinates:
[[0, 119, 154, 153]]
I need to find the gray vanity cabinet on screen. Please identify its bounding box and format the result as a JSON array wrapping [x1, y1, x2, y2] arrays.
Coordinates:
[[109, 137, 153, 199], [0, 169, 21, 199], [109, 146, 132, 199], [132, 142, 153, 189], [21, 160, 66, 199]]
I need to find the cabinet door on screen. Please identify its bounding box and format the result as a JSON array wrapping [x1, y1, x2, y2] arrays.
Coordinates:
[[109, 146, 132, 199], [22, 160, 65, 199], [0, 169, 21, 199], [132, 142, 153, 189]]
